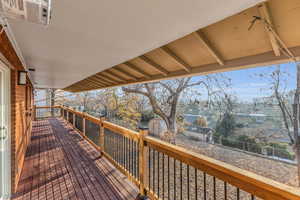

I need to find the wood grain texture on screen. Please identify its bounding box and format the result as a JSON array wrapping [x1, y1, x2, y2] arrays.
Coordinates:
[[145, 136, 300, 200], [58, 106, 300, 200], [12, 118, 139, 200]]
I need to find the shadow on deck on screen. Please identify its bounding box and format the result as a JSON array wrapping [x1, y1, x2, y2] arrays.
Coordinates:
[[12, 118, 139, 200]]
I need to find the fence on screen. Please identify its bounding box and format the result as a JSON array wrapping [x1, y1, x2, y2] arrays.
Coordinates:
[[35, 106, 300, 200], [213, 136, 296, 162]]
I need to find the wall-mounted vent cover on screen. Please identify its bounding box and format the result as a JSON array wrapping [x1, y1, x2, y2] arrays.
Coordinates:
[[0, 0, 51, 25]]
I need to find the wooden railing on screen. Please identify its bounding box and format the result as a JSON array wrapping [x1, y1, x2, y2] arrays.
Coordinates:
[[35, 106, 300, 200]]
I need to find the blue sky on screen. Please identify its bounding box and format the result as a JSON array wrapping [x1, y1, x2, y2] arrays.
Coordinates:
[[192, 62, 297, 102]]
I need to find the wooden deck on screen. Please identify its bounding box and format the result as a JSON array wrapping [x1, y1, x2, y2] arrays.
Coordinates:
[[12, 118, 139, 200]]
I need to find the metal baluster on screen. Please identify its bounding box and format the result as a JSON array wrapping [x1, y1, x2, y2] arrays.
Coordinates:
[[126, 137, 128, 170], [137, 142, 139, 180], [129, 138, 131, 174], [153, 149, 156, 194], [134, 141, 136, 178], [113, 133, 116, 160], [224, 182, 227, 200], [110, 132, 113, 157], [107, 131, 110, 155], [120, 135, 123, 166], [115, 133, 117, 160], [111, 132, 114, 158], [187, 165, 189, 200], [180, 162, 182, 200], [117, 134, 120, 164], [114, 133, 117, 162], [168, 156, 170, 200], [195, 168, 197, 200], [163, 154, 165, 200], [118, 134, 120, 162], [237, 188, 240, 200], [103, 130, 106, 152], [123, 136, 125, 168], [251, 195, 255, 200], [158, 152, 160, 198], [127, 137, 130, 171], [174, 159, 176, 200], [213, 177, 216, 200], [148, 148, 151, 190], [131, 139, 134, 176], [204, 172, 207, 200]]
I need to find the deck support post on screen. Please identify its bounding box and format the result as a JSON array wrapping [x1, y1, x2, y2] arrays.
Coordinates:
[[66, 110, 69, 122], [99, 115, 106, 151], [138, 127, 149, 196], [61, 106, 64, 118], [73, 112, 76, 127], [82, 113, 86, 136], [33, 105, 36, 121]]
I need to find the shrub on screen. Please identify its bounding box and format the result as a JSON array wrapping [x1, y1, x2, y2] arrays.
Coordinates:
[[215, 112, 236, 137], [265, 143, 295, 160], [219, 135, 263, 154]]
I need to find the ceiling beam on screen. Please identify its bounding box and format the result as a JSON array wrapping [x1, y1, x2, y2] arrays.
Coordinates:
[[65, 45, 300, 92], [99, 73, 123, 84], [94, 74, 119, 85], [258, 2, 281, 56], [192, 31, 225, 66], [161, 46, 192, 72], [105, 70, 127, 82], [114, 66, 138, 80], [82, 80, 97, 88], [74, 82, 90, 91], [139, 55, 169, 76], [123, 62, 152, 79], [86, 78, 105, 88], [89, 76, 108, 87], [91, 75, 112, 86]]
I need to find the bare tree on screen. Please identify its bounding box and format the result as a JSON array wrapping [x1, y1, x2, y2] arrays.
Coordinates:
[[259, 64, 300, 185], [123, 76, 230, 143], [294, 63, 300, 186], [259, 67, 294, 142], [75, 91, 93, 111], [94, 89, 119, 115]]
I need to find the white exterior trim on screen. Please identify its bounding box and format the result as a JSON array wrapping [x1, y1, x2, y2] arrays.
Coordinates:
[[0, 60, 11, 200]]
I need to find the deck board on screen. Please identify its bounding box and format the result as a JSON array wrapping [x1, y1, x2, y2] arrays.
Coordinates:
[[13, 118, 139, 200]]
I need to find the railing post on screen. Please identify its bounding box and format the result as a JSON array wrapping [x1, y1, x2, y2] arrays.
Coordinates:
[[73, 111, 76, 127], [99, 115, 106, 150], [66, 109, 69, 122], [82, 113, 86, 136], [138, 126, 149, 196], [33, 105, 36, 121], [60, 106, 64, 118]]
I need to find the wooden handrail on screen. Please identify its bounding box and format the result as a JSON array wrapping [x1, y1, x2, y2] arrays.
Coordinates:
[[35, 105, 61, 109], [55, 105, 300, 200], [145, 136, 300, 200], [103, 121, 140, 142]]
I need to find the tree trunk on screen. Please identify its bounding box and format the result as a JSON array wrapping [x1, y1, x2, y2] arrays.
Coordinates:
[[294, 63, 300, 186], [167, 118, 177, 144]]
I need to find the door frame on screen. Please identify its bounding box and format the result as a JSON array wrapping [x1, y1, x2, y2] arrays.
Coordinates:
[[0, 59, 11, 200]]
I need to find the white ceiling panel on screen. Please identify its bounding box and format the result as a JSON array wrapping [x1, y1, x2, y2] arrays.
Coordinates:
[[8, 0, 264, 88]]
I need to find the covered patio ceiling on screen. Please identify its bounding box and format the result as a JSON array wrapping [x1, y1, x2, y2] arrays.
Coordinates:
[[6, 0, 265, 89], [7, 0, 300, 92], [64, 0, 300, 92]]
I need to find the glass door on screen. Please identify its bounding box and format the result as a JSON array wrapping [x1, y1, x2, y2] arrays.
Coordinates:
[[0, 62, 10, 200]]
